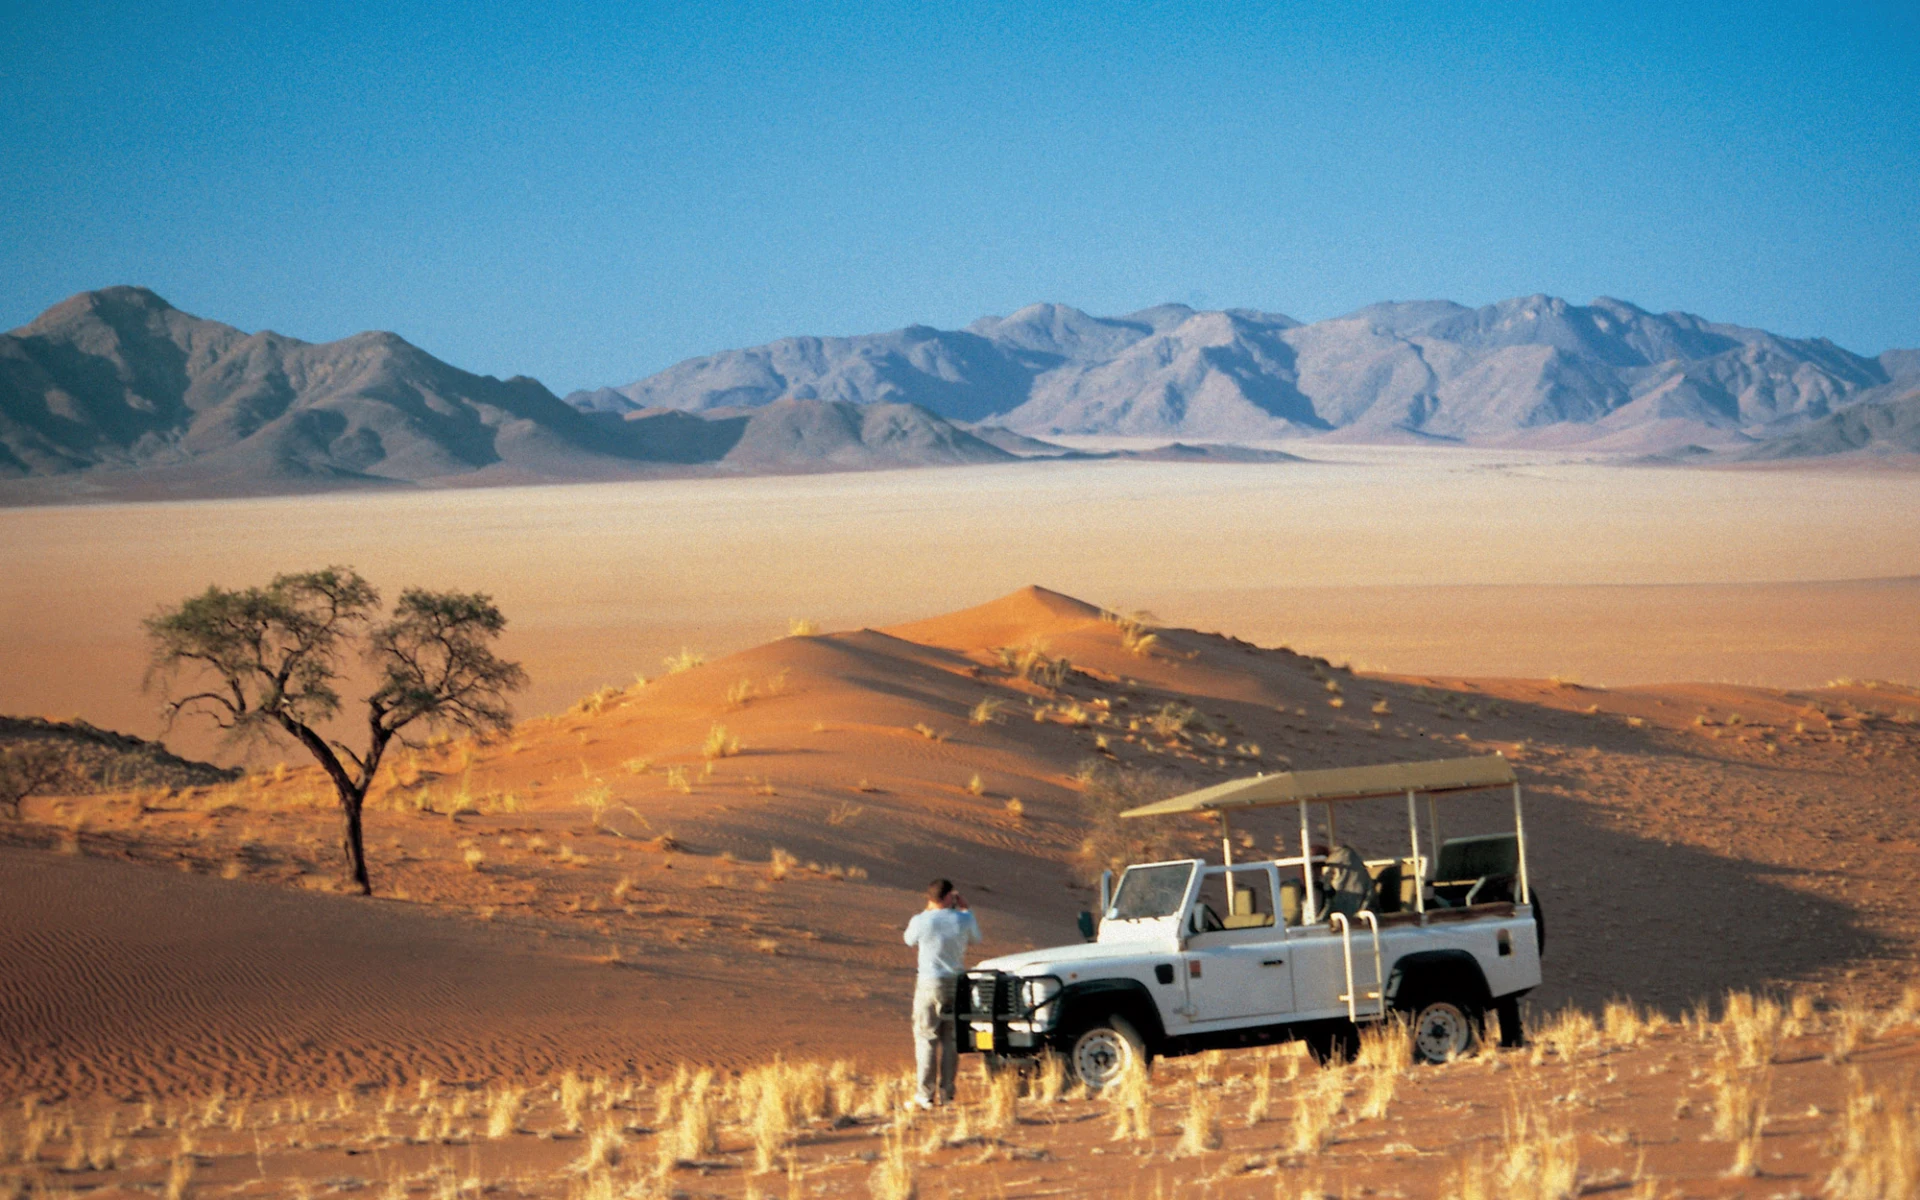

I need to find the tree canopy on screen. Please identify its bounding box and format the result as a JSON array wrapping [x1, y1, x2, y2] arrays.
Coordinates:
[[145, 566, 525, 892]]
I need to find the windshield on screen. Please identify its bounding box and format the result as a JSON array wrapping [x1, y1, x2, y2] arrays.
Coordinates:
[[1109, 862, 1194, 920]]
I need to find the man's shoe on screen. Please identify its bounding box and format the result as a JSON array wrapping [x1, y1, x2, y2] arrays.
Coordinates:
[[905, 1096, 933, 1111]]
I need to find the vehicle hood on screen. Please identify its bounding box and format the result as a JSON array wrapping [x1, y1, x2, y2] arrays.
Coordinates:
[[976, 941, 1157, 974]]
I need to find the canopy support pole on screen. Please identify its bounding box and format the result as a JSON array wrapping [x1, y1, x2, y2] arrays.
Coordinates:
[[1299, 798, 1319, 924], [1429, 796, 1441, 873], [1407, 788, 1425, 916], [1513, 781, 1531, 906]]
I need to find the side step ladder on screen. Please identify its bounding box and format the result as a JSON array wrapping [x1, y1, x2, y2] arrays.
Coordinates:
[[1330, 911, 1387, 1023]]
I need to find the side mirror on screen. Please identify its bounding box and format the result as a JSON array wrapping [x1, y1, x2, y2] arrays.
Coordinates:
[[1076, 911, 1096, 942]]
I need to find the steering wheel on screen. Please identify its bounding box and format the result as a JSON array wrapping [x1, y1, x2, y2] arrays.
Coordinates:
[[1194, 903, 1225, 934]]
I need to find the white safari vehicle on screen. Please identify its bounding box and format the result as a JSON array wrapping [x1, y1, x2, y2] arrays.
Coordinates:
[[957, 755, 1544, 1087]]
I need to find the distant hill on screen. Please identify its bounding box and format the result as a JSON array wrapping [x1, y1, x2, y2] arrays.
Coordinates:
[[0, 714, 238, 793], [0, 287, 658, 492], [0, 289, 1018, 500], [577, 296, 1907, 452], [4, 287, 1910, 503], [1739, 385, 1920, 460]]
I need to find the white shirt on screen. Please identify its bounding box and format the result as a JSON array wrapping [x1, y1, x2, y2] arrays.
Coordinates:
[[904, 907, 981, 981]]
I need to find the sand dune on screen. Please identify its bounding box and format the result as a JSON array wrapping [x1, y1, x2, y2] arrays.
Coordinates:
[[3, 586, 1916, 1103], [4, 453, 1917, 766]]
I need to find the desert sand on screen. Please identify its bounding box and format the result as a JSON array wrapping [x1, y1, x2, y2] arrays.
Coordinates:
[[4, 451, 1918, 762], [3, 453, 1918, 1196]]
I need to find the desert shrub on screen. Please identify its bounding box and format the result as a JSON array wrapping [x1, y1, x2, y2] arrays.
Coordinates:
[[1102, 609, 1161, 657], [703, 724, 741, 759], [969, 697, 1007, 725], [0, 744, 75, 818], [1145, 702, 1197, 739], [664, 648, 705, 674], [997, 641, 1072, 688]]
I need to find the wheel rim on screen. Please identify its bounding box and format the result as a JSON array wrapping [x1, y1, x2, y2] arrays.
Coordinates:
[[1072, 1027, 1135, 1090], [1414, 1002, 1472, 1062]]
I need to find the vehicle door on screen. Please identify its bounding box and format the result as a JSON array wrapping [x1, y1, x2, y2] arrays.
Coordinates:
[[1180, 866, 1293, 1022]]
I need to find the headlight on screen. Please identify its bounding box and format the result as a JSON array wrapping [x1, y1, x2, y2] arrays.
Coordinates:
[[1022, 976, 1063, 1011], [970, 978, 998, 1013]]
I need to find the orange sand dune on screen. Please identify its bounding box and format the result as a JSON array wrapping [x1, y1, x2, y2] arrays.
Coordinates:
[[3, 586, 1918, 1103], [5, 455, 1919, 765]]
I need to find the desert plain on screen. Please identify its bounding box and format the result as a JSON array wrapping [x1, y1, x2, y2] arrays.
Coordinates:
[[3, 448, 1920, 1198]]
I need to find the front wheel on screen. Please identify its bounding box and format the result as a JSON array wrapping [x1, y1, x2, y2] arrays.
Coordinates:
[[1408, 997, 1481, 1063], [1065, 1015, 1148, 1091]]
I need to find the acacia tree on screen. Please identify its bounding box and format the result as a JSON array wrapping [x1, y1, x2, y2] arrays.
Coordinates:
[[0, 744, 71, 819], [144, 567, 527, 894]]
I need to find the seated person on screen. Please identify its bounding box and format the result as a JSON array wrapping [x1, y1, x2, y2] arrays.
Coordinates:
[[1322, 844, 1376, 919]]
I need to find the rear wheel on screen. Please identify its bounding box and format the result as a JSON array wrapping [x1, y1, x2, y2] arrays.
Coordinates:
[[1408, 997, 1481, 1063], [1065, 1015, 1147, 1091]]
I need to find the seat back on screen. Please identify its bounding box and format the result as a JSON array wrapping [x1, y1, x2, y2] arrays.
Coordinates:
[[1221, 884, 1274, 929], [1435, 833, 1518, 883], [1279, 878, 1304, 926], [1369, 860, 1403, 914]]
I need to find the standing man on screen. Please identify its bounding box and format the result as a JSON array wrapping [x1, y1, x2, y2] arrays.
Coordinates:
[[903, 878, 981, 1109]]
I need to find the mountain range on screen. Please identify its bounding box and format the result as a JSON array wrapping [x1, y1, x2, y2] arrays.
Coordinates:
[[0, 288, 1014, 499], [2, 287, 1914, 502], [575, 295, 1920, 453]]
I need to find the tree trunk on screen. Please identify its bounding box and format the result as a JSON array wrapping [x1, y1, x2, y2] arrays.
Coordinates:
[[339, 791, 371, 895]]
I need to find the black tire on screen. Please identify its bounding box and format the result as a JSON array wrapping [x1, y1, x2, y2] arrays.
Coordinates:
[[1404, 993, 1483, 1063], [1063, 1014, 1148, 1091], [1495, 995, 1525, 1049]]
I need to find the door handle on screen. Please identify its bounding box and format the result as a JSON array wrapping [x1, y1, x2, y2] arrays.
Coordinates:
[[1262, 959, 1285, 967]]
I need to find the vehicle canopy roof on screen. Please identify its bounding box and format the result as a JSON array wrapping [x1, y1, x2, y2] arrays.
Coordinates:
[[1118, 754, 1515, 819]]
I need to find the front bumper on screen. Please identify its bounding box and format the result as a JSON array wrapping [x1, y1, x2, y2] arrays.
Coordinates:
[[955, 969, 1061, 1055]]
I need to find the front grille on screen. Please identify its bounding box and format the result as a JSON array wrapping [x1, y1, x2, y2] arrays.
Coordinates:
[[966, 972, 1014, 1017]]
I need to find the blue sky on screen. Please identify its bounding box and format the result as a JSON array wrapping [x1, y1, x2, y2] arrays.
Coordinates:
[[3, 1, 1916, 392]]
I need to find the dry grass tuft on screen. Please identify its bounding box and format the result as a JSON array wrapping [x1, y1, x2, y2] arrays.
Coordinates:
[[869, 1126, 917, 1200], [965, 773, 985, 796], [969, 697, 1006, 725], [1355, 1018, 1410, 1119], [1826, 1072, 1920, 1198], [1105, 1062, 1153, 1143], [997, 641, 1072, 688], [1035, 1053, 1066, 1105], [1103, 610, 1160, 656], [1530, 1006, 1600, 1066], [787, 618, 820, 637], [1449, 1105, 1580, 1199], [1247, 1051, 1274, 1125], [560, 1071, 589, 1133], [663, 648, 705, 674], [1004, 797, 1024, 819], [1602, 999, 1647, 1048], [1720, 991, 1783, 1068], [768, 847, 798, 880], [981, 1067, 1019, 1138], [485, 1085, 524, 1138], [1288, 1065, 1344, 1157], [664, 1068, 717, 1164], [1829, 992, 1870, 1064], [1174, 1080, 1220, 1156], [702, 724, 741, 759]]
